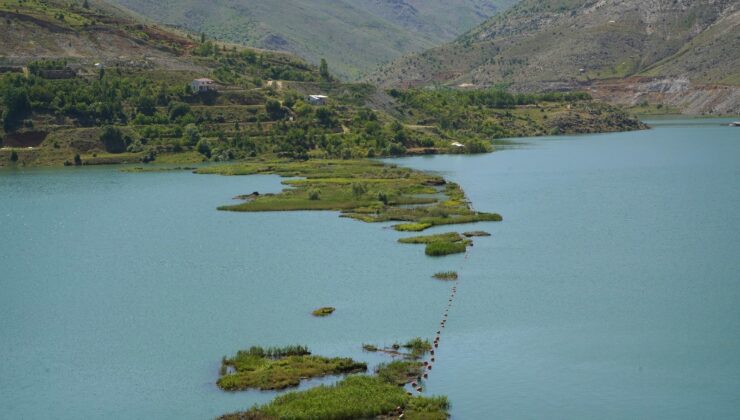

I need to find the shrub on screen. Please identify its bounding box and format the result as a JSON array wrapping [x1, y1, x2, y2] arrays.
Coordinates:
[[308, 189, 321, 200], [351, 182, 368, 197], [377, 191, 388, 205], [10, 151, 18, 162]]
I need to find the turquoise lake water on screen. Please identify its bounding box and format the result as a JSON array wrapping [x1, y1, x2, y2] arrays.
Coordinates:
[[1, 119, 739, 418]]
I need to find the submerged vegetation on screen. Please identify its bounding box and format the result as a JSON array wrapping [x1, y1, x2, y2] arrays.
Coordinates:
[[218, 345, 366, 391], [311, 307, 335, 317], [463, 231, 491, 237], [432, 271, 459, 280], [362, 337, 432, 360]]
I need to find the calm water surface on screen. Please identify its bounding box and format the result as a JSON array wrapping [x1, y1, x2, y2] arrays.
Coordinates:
[[1, 119, 739, 419]]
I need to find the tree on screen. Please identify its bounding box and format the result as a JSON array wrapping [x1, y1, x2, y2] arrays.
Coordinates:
[[265, 99, 284, 120], [100, 126, 127, 153], [200, 33, 206, 44], [182, 124, 200, 146], [168, 102, 191, 121], [10, 151, 18, 162], [2, 87, 31, 132], [315, 107, 335, 127], [136, 95, 156, 116], [319, 58, 330, 81], [196, 139, 211, 158], [82, 0, 90, 9]]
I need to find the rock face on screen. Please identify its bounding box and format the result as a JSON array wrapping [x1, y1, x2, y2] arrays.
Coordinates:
[[587, 78, 740, 116]]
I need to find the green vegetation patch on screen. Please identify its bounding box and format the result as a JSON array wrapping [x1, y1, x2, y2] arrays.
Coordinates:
[[463, 231, 491, 237], [376, 360, 424, 386], [426, 241, 468, 257], [401, 337, 433, 359], [399, 232, 464, 244], [311, 307, 335, 317], [432, 271, 459, 280], [199, 160, 502, 238], [394, 223, 434, 232], [219, 375, 449, 420], [217, 345, 366, 391], [362, 337, 432, 360]]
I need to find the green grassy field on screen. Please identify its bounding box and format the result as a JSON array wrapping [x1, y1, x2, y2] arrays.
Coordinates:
[[218, 346, 366, 391]]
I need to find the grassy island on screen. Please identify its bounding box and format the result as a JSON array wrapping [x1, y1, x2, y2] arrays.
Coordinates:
[[311, 307, 335, 317], [198, 160, 502, 235], [219, 375, 449, 420], [217, 346, 366, 391], [218, 340, 446, 419]]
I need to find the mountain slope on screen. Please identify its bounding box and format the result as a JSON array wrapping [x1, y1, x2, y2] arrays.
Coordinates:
[[0, 0, 202, 71], [109, 0, 516, 79], [371, 0, 740, 114]]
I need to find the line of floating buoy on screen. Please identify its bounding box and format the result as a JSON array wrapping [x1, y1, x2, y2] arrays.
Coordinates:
[[412, 250, 469, 400]]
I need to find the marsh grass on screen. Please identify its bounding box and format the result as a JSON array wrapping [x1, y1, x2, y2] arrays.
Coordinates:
[[401, 338, 433, 359], [394, 222, 433, 232], [219, 375, 449, 420], [376, 360, 424, 386], [398, 232, 463, 244], [218, 346, 365, 391], [432, 271, 459, 280], [425, 241, 468, 256]]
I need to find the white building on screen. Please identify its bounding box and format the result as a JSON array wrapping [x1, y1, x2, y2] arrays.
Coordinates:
[[308, 95, 328, 105], [191, 78, 216, 93]]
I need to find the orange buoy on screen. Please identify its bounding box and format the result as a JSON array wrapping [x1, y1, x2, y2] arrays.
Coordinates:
[[423, 373, 428, 379], [412, 381, 417, 387]]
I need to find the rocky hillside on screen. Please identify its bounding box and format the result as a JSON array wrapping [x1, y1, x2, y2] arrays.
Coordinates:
[[372, 0, 740, 114], [108, 0, 517, 79], [0, 0, 207, 71]]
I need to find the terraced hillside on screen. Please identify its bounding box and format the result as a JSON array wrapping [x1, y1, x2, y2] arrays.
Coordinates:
[[372, 0, 740, 114], [109, 0, 517, 79], [0, 0, 647, 168]]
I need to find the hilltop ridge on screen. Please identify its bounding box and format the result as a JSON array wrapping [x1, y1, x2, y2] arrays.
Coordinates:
[[371, 0, 740, 114]]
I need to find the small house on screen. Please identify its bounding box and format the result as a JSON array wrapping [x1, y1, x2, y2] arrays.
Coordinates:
[[308, 95, 328, 106], [191, 78, 216, 93]]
